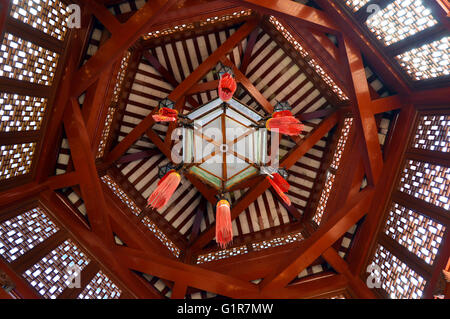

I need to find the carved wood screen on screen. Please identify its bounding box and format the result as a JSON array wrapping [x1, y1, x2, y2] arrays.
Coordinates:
[[367, 107, 449, 299]]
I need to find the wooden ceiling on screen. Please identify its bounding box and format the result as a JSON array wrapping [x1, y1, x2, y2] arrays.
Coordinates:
[[0, 0, 448, 300]]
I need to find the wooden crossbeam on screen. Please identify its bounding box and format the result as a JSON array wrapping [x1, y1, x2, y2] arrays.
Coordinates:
[[342, 36, 383, 186], [72, 0, 177, 97], [63, 99, 113, 244], [259, 188, 374, 291], [371, 95, 403, 114], [190, 111, 339, 251], [237, 0, 339, 33], [112, 246, 258, 298]]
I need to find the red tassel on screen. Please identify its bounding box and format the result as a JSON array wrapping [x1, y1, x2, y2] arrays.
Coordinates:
[[215, 200, 233, 249], [152, 107, 178, 122], [218, 73, 237, 102], [267, 175, 291, 206], [271, 173, 290, 192], [147, 170, 181, 209], [273, 110, 293, 118], [266, 116, 304, 136]]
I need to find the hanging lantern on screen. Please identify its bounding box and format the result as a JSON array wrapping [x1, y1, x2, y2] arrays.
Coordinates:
[[266, 101, 303, 136], [218, 73, 237, 102], [261, 167, 291, 206], [215, 199, 233, 249], [147, 169, 181, 209], [153, 98, 178, 122]]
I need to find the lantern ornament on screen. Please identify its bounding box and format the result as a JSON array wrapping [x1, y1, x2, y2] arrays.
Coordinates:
[[152, 98, 178, 122], [147, 163, 182, 209], [217, 64, 237, 102], [215, 198, 233, 249], [266, 101, 304, 136], [260, 166, 291, 206]]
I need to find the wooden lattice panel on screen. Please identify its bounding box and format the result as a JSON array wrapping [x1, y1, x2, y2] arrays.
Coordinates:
[[0, 207, 59, 263], [269, 16, 349, 101], [0, 93, 47, 132], [396, 36, 449, 81], [143, 23, 195, 40], [77, 271, 121, 299], [96, 106, 116, 159], [196, 245, 248, 264], [345, 0, 371, 12], [398, 159, 449, 210], [141, 216, 180, 258], [384, 202, 446, 265], [0, 33, 59, 86], [0, 142, 36, 180], [10, 0, 70, 41], [251, 232, 304, 252], [112, 51, 131, 103], [366, 0, 438, 46], [331, 118, 353, 170], [313, 171, 336, 225], [199, 9, 253, 26], [101, 175, 141, 216], [23, 239, 90, 299], [370, 244, 426, 299], [411, 114, 449, 152]]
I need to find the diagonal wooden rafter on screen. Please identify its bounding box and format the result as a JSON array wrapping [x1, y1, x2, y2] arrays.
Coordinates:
[[72, 0, 177, 98], [259, 187, 374, 291], [190, 110, 340, 251]]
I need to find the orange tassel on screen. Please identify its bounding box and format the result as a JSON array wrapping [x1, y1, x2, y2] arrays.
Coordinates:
[[147, 170, 181, 209], [215, 200, 233, 249], [271, 173, 290, 192], [218, 73, 237, 102], [152, 107, 178, 122], [273, 110, 293, 118], [266, 116, 304, 136], [267, 175, 291, 206]]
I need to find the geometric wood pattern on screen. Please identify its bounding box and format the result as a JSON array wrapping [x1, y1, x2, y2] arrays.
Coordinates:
[[22, 239, 90, 299], [398, 159, 449, 210], [101, 175, 141, 217], [0, 207, 59, 263], [0, 93, 47, 132], [77, 271, 122, 299], [384, 202, 446, 265], [141, 216, 180, 258], [10, 0, 70, 41], [0, 33, 59, 86], [0, 142, 36, 181], [411, 114, 450, 152]]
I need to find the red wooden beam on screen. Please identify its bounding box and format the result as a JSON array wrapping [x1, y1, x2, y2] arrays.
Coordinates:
[[80, 0, 122, 34], [342, 36, 383, 186], [240, 28, 259, 75], [190, 111, 339, 251], [0, 182, 45, 209], [237, 0, 339, 33], [371, 95, 403, 114], [186, 80, 219, 95], [116, 149, 160, 164], [171, 281, 188, 299], [72, 0, 177, 97], [63, 99, 113, 244], [259, 188, 374, 291], [112, 246, 258, 298]]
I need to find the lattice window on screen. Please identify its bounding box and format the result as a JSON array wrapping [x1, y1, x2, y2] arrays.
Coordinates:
[[370, 244, 426, 299], [0, 142, 36, 180], [0, 93, 47, 132], [23, 239, 90, 299], [411, 114, 450, 152], [96, 106, 116, 159], [141, 216, 180, 258], [384, 202, 446, 265], [313, 171, 336, 225], [0, 207, 59, 263], [251, 232, 304, 252], [196, 245, 248, 264], [398, 159, 449, 210], [331, 118, 353, 170], [143, 23, 195, 40], [396, 36, 449, 81], [101, 175, 141, 216], [0, 33, 59, 86], [269, 16, 349, 101], [366, 0, 438, 46], [77, 271, 121, 299], [10, 0, 70, 41], [112, 51, 131, 103], [199, 9, 253, 27], [344, 0, 371, 12]]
